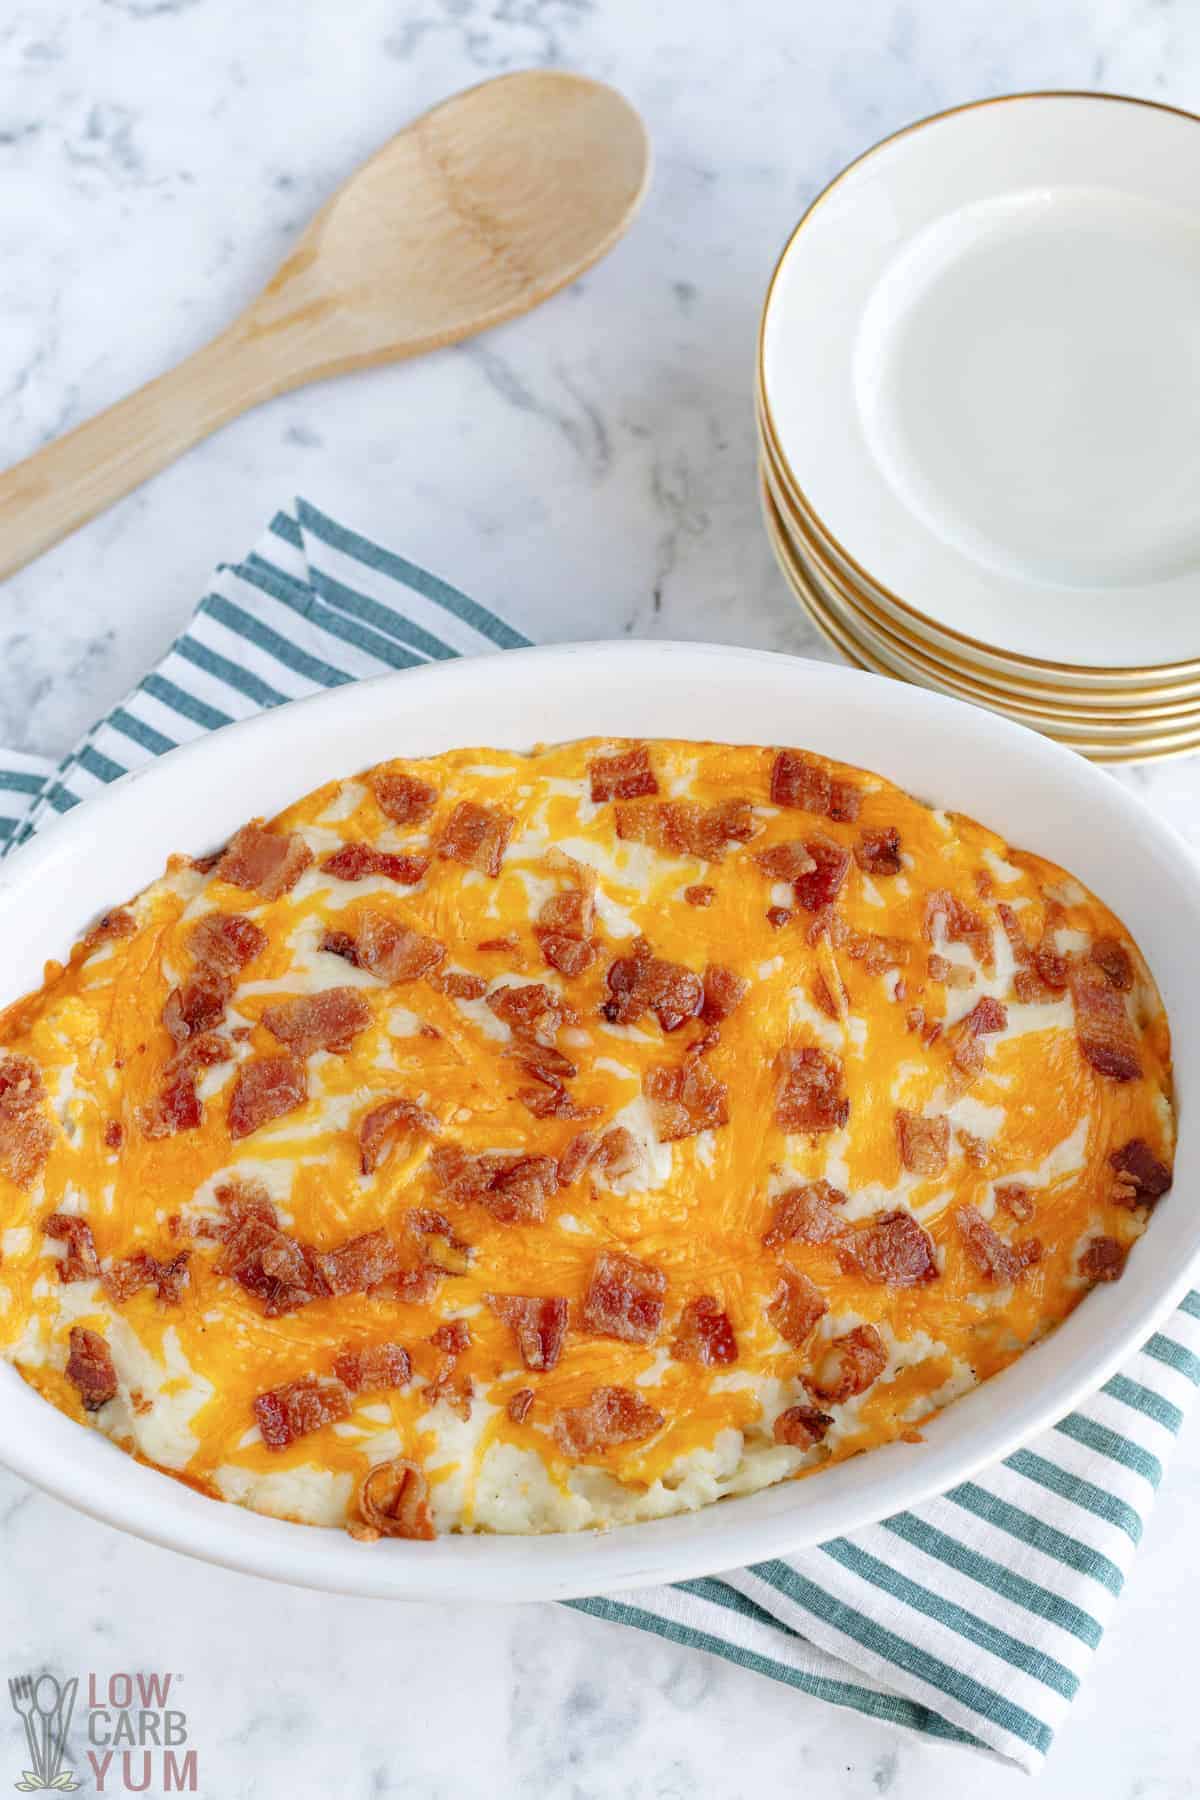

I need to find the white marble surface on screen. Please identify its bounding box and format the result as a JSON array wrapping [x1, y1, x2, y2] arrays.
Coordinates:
[[2, 1, 1199, 1793]]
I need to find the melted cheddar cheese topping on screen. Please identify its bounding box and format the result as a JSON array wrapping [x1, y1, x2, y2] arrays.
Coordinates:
[[0, 738, 1174, 1538]]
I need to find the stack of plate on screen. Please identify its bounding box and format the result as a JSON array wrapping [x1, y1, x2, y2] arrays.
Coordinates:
[[756, 91, 1200, 765]]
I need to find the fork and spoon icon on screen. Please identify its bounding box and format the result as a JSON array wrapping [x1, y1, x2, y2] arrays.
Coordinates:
[[7, 1675, 79, 1792]]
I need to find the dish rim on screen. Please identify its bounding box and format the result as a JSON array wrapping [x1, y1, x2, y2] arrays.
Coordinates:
[[0, 639, 1195, 1602]]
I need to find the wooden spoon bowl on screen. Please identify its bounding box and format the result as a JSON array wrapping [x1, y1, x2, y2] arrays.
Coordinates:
[[0, 70, 650, 581]]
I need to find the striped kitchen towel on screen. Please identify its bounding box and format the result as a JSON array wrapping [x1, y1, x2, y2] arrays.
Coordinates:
[[2, 497, 1195, 1772]]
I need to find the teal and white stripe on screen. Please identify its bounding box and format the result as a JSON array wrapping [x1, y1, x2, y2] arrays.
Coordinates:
[[3, 496, 1194, 1771]]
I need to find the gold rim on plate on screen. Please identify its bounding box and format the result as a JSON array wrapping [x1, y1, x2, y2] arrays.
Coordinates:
[[756, 89, 1200, 685]]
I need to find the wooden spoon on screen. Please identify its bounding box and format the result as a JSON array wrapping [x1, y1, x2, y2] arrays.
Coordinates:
[[0, 70, 650, 581]]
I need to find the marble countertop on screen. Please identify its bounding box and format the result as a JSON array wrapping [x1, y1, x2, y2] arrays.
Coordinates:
[[3, 1, 1199, 1793]]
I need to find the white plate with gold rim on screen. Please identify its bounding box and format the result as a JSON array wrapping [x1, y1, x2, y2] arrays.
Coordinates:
[[761, 93, 1200, 672]]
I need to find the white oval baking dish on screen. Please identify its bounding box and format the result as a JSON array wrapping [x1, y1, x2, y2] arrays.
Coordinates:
[[0, 642, 1194, 1601]]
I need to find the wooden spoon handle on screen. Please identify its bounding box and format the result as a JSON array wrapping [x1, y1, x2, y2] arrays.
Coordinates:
[[0, 331, 282, 582]]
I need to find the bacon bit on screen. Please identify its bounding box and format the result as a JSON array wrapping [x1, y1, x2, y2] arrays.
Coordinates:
[[478, 934, 519, 953], [0, 1054, 54, 1187], [755, 842, 817, 882], [1069, 962, 1141, 1083], [701, 964, 748, 1025], [371, 770, 438, 826], [997, 903, 1067, 999], [768, 1267, 828, 1346], [806, 1324, 888, 1403], [839, 1211, 938, 1286], [217, 822, 313, 900], [602, 939, 703, 1032], [430, 1319, 471, 1356], [102, 1249, 190, 1305], [947, 995, 1009, 1086], [314, 1229, 402, 1298], [428, 970, 488, 1000], [507, 1387, 535, 1424], [228, 1054, 307, 1140], [517, 1082, 599, 1122], [380, 1262, 444, 1305], [536, 886, 597, 976], [1079, 1236, 1128, 1283], [429, 1145, 559, 1225], [359, 1457, 436, 1539], [925, 889, 993, 972], [138, 1070, 202, 1140], [321, 929, 360, 966], [355, 910, 446, 983], [554, 1385, 664, 1457], [359, 1096, 440, 1175], [163, 966, 230, 1046], [487, 982, 574, 1046], [957, 1127, 989, 1168], [670, 1295, 738, 1365], [770, 750, 830, 813], [644, 1058, 729, 1140], [856, 827, 902, 876], [774, 1046, 849, 1134], [762, 1181, 849, 1248], [616, 797, 756, 863], [82, 907, 137, 952], [255, 1375, 351, 1450], [213, 1176, 278, 1228], [321, 843, 430, 886], [589, 745, 658, 802], [766, 906, 792, 929], [582, 1248, 666, 1343], [1091, 936, 1134, 992], [437, 801, 513, 877], [560, 1126, 640, 1185], [485, 1294, 569, 1371], [829, 780, 861, 822], [65, 1326, 117, 1411], [793, 837, 851, 913], [1109, 1138, 1172, 1207], [956, 1205, 1042, 1283], [774, 1403, 834, 1449], [896, 1110, 950, 1177], [407, 1208, 472, 1275], [187, 911, 268, 974], [927, 953, 973, 990], [975, 868, 995, 899], [685, 884, 716, 907], [262, 987, 371, 1056], [216, 1205, 325, 1317], [104, 1121, 123, 1151], [992, 1182, 1035, 1223], [44, 1213, 101, 1281]]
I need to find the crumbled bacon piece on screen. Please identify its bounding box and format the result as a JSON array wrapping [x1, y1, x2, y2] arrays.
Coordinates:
[[685, 884, 716, 907], [333, 1342, 412, 1392], [770, 750, 830, 813], [359, 1457, 436, 1538], [315, 1229, 403, 1298], [925, 889, 993, 971], [217, 823, 313, 900], [755, 841, 817, 882], [255, 1375, 351, 1450], [956, 1205, 1041, 1284], [701, 964, 748, 1025], [766, 906, 792, 929], [138, 1071, 203, 1140], [1091, 936, 1134, 992], [355, 910, 446, 983], [670, 1295, 737, 1365], [589, 745, 658, 802], [839, 1211, 938, 1286], [582, 1248, 666, 1343], [1109, 1138, 1172, 1206], [430, 1319, 471, 1356], [896, 1110, 950, 1177], [762, 1181, 849, 1247], [228, 1055, 308, 1139], [217, 1205, 326, 1317], [995, 1182, 1035, 1222], [429, 970, 488, 1000], [487, 982, 573, 1046], [478, 934, 519, 953], [806, 1324, 888, 1403], [163, 966, 230, 1046], [774, 1403, 834, 1448], [644, 1058, 729, 1140], [516, 1079, 598, 1122], [768, 1267, 827, 1346], [535, 888, 596, 977], [104, 1121, 124, 1151], [321, 929, 360, 966], [793, 837, 851, 913], [774, 1046, 849, 1134], [102, 1249, 190, 1306], [554, 1385, 663, 1457], [0, 1054, 54, 1187], [321, 843, 429, 886], [437, 801, 513, 877], [856, 827, 902, 876], [0, 1053, 43, 1115], [371, 770, 438, 826], [407, 1208, 471, 1274], [507, 1387, 534, 1424], [829, 780, 861, 822], [1069, 962, 1141, 1083], [187, 911, 268, 975], [429, 1145, 559, 1225], [44, 1212, 101, 1281], [957, 1127, 989, 1168], [65, 1326, 117, 1411], [359, 1096, 440, 1174], [81, 907, 137, 952], [559, 1126, 640, 1185], [928, 954, 973, 989], [948, 995, 1009, 1085], [485, 1293, 569, 1371], [262, 987, 371, 1056], [997, 903, 1067, 998], [616, 797, 756, 863], [602, 940, 703, 1032], [1079, 1236, 1128, 1283]]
